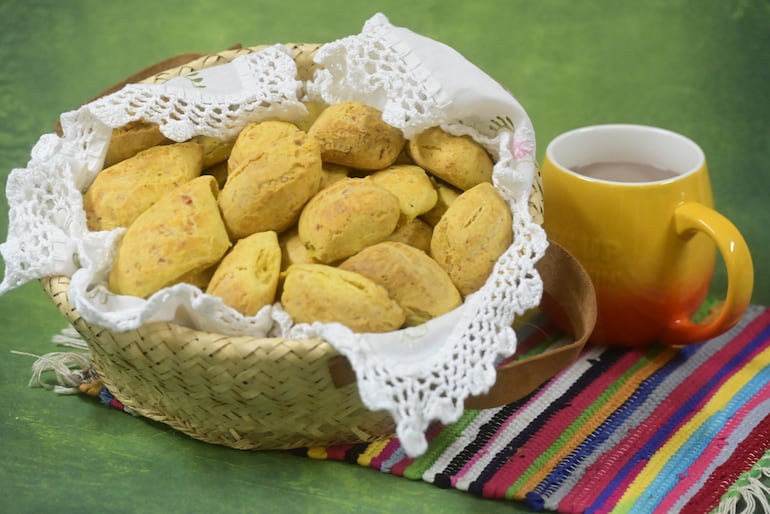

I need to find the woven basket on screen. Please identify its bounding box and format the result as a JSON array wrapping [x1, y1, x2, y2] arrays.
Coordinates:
[[40, 44, 596, 451]]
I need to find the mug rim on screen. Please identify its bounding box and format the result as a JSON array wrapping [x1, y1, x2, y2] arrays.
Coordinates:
[[544, 124, 706, 185]]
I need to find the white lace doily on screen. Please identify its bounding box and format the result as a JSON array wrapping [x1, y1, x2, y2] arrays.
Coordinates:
[[0, 13, 547, 456]]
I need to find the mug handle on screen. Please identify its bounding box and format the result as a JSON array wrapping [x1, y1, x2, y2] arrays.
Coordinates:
[[661, 201, 754, 345]]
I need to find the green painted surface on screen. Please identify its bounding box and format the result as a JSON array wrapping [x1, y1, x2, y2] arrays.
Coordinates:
[[0, 1, 768, 512]]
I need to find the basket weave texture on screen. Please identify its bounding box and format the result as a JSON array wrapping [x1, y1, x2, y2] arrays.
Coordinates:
[[43, 275, 396, 449], [42, 43, 546, 450]]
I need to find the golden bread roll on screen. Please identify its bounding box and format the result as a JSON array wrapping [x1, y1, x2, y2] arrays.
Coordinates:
[[420, 178, 462, 226], [319, 162, 351, 190], [219, 129, 322, 239], [340, 242, 461, 326], [206, 231, 282, 316], [298, 178, 401, 263], [103, 120, 172, 167], [407, 126, 494, 191], [203, 160, 228, 189], [193, 135, 235, 169], [109, 175, 231, 298], [386, 217, 433, 254], [174, 265, 217, 290], [227, 120, 301, 175], [281, 264, 405, 332], [430, 182, 513, 296], [308, 101, 406, 170], [367, 165, 438, 220], [294, 101, 328, 132], [391, 148, 416, 166], [278, 226, 318, 270], [84, 141, 203, 231]]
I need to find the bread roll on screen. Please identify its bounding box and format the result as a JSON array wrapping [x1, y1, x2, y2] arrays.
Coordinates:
[[103, 121, 171, 167], [206, 231, 282, 316], [109, 175, 230, 298], [193, 135, 235, 169], [203, 160, 228, 189], [298, 178, 401, 263], [367, 165, 438, 220], [294, 101, 328, 132], [319, 162, 350, 190], [340, 242, 461, 326], [227, 120, 301, 175], [219, 129, 322, 239], [430, 182, 513, 296], [420, 177, 461, 226], [308, 101, 405, 170], [281, 263, 405, 332], [407, 126, 493, 191], [386, 217, 433, 254], [278, 227, 318, 270], [84, 141, 203, 231]]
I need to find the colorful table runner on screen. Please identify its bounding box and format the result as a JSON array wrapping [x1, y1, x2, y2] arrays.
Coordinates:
[[292, 306, 770, 513], [80, 305, 770, 513]]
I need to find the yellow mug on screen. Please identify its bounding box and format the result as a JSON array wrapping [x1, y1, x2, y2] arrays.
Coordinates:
[[541, 124, 753, 347]]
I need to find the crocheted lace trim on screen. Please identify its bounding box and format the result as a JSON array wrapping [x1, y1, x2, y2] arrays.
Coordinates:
[[0, 13, 547, 456]]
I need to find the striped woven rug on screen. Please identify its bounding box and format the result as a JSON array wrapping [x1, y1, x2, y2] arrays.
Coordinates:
[[292, 305, 770, 514]]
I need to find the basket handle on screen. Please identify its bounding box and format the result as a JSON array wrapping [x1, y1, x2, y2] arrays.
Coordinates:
[[327, 241, 597, 409]]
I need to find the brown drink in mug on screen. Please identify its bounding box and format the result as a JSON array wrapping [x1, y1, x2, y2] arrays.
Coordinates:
[[541, 124, 753, 347]]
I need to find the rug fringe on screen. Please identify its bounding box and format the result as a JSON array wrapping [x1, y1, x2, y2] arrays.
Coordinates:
[[50, 326, 90, 350], [716, 451, 770, 514], [11, 326, 96, 394]]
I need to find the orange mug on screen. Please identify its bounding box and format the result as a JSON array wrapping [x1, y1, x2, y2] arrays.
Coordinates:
[[541, 124, 753, 347]]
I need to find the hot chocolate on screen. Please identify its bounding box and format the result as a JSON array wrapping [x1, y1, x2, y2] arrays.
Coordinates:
[[573, 161, 679, 183]]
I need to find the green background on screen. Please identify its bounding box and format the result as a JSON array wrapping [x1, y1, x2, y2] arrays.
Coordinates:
[[0, 1, 768, 513]]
